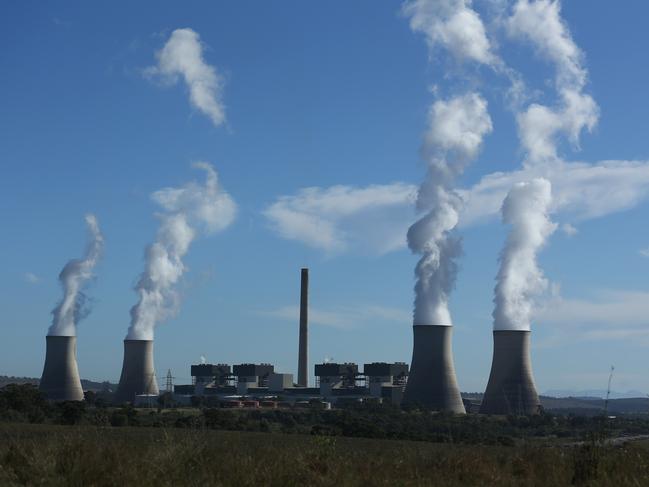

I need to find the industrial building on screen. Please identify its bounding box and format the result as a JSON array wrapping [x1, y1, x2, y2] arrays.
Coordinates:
[[172, 361, 409, 407], [35, 267, 545, 416]]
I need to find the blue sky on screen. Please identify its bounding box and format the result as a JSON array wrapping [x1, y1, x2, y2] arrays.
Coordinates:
[[1, 1, 648, 393]]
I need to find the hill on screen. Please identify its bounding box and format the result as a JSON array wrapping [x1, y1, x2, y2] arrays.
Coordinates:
[[0, 376, 116, 392]]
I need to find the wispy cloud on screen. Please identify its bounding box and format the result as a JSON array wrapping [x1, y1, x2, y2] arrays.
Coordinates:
[[535, 289, 649, 344], [52, 17, 71, 28], [23, 272, 41, 284], [259, 304, 410, 330], [460, 159, 649, 227], [561, 223, 578, 237], [145, 28, 225, 127], [264, 159, 649, 256], [639, 248, 649, 258], [263, 183, 417, 255]]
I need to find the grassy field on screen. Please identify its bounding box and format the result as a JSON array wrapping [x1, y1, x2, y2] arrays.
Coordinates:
[[1, 424, 649, 486]]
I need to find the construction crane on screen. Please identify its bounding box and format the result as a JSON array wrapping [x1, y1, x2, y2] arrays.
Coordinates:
[[604, 365, 614, 417]]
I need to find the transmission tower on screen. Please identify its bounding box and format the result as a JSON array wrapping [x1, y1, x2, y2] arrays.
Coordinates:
[[165, 369, 175, 393], [604, 365, 614, 416]]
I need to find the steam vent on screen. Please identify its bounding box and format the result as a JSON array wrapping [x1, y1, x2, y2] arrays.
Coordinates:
[[480, 330, 541, 415], [39, 335, 84, 401], [402, 325, 465, 413], [115, 339, 159, 403]]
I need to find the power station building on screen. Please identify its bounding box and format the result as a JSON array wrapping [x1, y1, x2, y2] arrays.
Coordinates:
[[172, 361, 409, 406], [34, 266, 546, 416]]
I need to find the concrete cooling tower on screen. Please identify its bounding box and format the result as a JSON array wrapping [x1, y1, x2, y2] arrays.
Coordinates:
[[402, 325, 465, 413], [480, 330, 541, 415], [39, 335, 84, 401], [114, 339, 159, 404]]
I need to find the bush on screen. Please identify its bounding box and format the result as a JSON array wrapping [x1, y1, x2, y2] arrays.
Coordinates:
[[110, 411, 128, 427], [0, 384, 50, 423], [58, 401, 86, 425]]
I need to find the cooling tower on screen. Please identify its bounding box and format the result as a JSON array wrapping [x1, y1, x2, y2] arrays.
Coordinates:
[[39, 335, 84, 401], [114, 339, 159, 404], [297, 268, 309, 387], [480, 330, 540, 415], [402, 325, 465, 413]]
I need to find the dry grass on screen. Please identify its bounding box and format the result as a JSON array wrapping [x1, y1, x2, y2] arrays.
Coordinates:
[[1, 424, 649, 486]]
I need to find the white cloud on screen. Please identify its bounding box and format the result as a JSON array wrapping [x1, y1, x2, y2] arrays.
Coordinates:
[[264, 159, 649, 256], [263, 183, 417, 254], [145, 28, 225, 127], [403, 0, 497, 66], [535, 289, 649, 342], [23, 272, 41, 284], [640, 248, 649, 258], [560, 223, 578, 237], [260, 304, 410, 330], [460, 160, 649, 227]]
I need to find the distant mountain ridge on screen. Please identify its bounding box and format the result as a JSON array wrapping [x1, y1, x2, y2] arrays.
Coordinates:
[[0, 375, 117, 392], [544, 389, 647, 400]]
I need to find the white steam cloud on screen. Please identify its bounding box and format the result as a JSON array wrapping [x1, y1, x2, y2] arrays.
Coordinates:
[[127, 163, 236, 340], [49, 215, 104, 337], [403, 0, 494, 326], [487, 1, 593, 332], [493, 178, 556, 331], [403, 0, 497, 66], [506, 0, 598, 166], [408, 93, 492, 326], [146, 28, 226, 127]]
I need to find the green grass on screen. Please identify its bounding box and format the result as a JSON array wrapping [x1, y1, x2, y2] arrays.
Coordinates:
[[1, 424, 649, 486]]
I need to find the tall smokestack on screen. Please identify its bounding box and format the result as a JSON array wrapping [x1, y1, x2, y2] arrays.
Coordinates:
[[402, 325, 465, 413], [297, 268, 308, 387], [480, 330, 540, 415], [114, 339, 159, 404], [39, 336, 84, 401]]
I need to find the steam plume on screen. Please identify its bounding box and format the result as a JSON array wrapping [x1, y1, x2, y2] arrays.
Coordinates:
[[493, 178, 556, 331], [126, 163, 236, 340], [408, 93, 492, 325], [48, 214, 104, 336], [506, 0, 598, 166], [146, 28, 226, 127], [402, 0, 497, 67]]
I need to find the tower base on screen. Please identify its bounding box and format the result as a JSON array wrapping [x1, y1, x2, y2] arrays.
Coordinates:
[[39, 335, 84, 401], [114, 339, 159, 404], [402, 325, 465, 413], [480, 330, 540, 415]]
